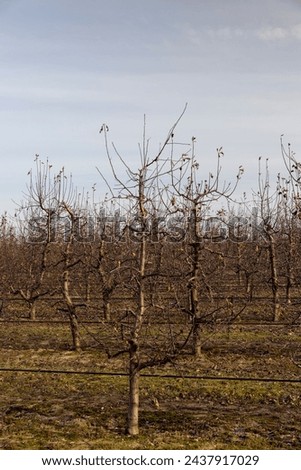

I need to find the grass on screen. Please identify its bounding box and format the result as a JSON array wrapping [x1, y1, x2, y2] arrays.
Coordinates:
[[1, 369, 301, 449], [0, 322, 301, 449]]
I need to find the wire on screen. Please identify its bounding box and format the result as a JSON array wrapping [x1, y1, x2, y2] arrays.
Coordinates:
[[0, 366, 300, 383]]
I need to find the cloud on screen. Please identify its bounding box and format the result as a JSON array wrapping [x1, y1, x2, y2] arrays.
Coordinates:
[[257, 26, 288, 41], [182, 25, 245, 47], [257, 23, 301, 40], [292, 23, 301, 38], [206, 27, 244, 39]]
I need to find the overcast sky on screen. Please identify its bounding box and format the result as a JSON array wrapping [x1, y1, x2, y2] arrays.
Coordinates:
[[1, 0, 301, 214]]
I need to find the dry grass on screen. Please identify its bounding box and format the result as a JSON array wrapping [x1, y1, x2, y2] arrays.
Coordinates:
[[0, 323, 301, 449]]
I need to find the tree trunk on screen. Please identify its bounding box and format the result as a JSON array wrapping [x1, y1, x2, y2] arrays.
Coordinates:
[[63, 268, 81, 351], [286, 229, 293, 305], [193, 318, 202, 357], [237, 243, 242, 286], [190, 273, 202, 357], [127, 343, 140, 436], [245, 273, 253, 300], [267, 233, 280, 322], [103, 301, 111, 321], [69, 310, 81, 352], [29, 301, 36, 321], [85, 272, 91, 304], [103, 289, 111, 321], [190, 236, 202, 357]]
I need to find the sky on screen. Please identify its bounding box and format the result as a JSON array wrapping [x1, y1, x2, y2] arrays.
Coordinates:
[[1, 0, 301, 214]]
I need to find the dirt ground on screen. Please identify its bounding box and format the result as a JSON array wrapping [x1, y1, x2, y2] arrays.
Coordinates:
[[0, 321, 301, 449]]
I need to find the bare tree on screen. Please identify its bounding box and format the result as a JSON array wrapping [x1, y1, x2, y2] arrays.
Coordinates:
[[98, 108, 193, 436], [12, 158, 62, 319], [59, 201, 86, 352], [255, 157, 282, 321], [171, 141, 243, 355], [17, 157, 88, 347], [0, 214, 18, 314], [86, 203, 124, 321], [281, 138, 301, 305]]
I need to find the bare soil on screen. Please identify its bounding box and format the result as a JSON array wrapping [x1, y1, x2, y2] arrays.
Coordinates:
[[0, 321, 301, 449]]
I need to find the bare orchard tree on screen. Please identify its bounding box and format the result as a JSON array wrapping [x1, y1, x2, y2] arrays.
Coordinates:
[[98, 108, 193, 436], [255, 157, 282, 321], [18, 156, 88, 347], [59, 199, 87, 352], [86, 201, 125, 321], [171, 141, 243, 356], [274, 174, 296, 305], [0, 214, 18, 313], [49, 172, 90, 352], [281, 137, 301, 305], [10, 235, 50, 320], [11, 158, 62, 319]]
